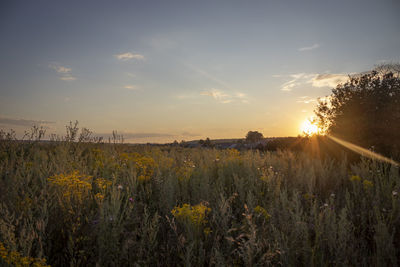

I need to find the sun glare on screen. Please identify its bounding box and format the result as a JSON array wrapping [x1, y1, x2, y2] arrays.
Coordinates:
[[300, 119, 319, 135]]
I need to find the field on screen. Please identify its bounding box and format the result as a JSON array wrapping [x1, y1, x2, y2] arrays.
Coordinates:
[[0, 136, 399, 266]]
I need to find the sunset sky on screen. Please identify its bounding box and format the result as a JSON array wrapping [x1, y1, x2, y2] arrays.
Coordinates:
[[1, 0, 399, 143]]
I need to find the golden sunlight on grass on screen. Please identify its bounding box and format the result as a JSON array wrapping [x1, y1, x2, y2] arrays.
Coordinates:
[[300, 118, 320, 135]]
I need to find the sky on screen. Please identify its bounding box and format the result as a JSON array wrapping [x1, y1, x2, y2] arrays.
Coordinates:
[[1, 0, 399, 143]]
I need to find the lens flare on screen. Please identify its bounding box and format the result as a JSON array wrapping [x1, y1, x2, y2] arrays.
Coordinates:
[[327, 135, 399, 166]]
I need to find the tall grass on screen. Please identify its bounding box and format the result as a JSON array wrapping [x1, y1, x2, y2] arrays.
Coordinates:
[[0, 130, 399, 266]]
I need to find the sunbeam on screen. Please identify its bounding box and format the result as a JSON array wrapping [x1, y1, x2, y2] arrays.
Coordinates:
[[327, 135, 399, 166]]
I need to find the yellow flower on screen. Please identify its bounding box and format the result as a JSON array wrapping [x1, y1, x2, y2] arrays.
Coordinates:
[[95, 178, 112, 190], [95, 193, 105, 201], [120, 153, 156, 181], [254, 205, 270, 221], [349, 175, 361, 182], [203, 227, 212, 236], [363, 179, 373, 189], [171, 203, 211, 226], [303, 193, 315, 200], [48, 171, 93, 205], [0, 241, 50, 267]]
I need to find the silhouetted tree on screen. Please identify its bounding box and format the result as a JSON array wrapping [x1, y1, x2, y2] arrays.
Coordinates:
[[245, 131, 264, 143], [315, 64, 400, 157], [199, 137, 213, 148]]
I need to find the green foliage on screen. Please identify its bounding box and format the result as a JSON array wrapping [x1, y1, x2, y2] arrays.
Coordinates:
[[0, 132, 399, 265], [245, 131, 264, 143]]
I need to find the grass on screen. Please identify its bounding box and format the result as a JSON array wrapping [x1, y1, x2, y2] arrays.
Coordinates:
[[0, 131, 399, 266]]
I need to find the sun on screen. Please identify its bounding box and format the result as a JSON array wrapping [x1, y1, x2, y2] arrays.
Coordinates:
[[300, 118, 320, 136]]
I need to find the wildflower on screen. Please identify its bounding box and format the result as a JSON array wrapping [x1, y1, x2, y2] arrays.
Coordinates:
[[349, 175, 361, 182], [363, 180, 373, 189], [117, 184, 123, 190], [330, 193, 335, 198], [254, 206, 270, 221], [324, 203, 329, 207], [204, 227, 212, 236], [95, 178, 112, 190], [129, 197, 134, 202], [171, 203, 211, 226], [95, 193, 105, 201], [48, 170, 92, 202], [393, 191, 398, 196], [303, 193, 315, 200], [0, 241, 49, 267]]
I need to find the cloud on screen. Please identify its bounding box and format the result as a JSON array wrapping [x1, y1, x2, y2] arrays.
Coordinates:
[[60, 76, 76, 81], [184, 62, 231, 89], [200, 89, 249, 104], [123, 85, 137, 90], [280, 73, 315, 91], [298, 43, 320, 51], [0, 116, 55, 127], [181, 131, 200, 137], [297, 96, 316, 104], [200, 89, 229, 100], [277, 72, 349, 91], [94, 131, 200, 140], [49, 63, 76, 81], [310, 74, 349, 88], [115, 52, 145, 61]]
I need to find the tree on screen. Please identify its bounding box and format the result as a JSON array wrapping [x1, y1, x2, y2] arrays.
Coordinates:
[[245, 131, 264, 143], [199, 137, 213, 148], [315, 64, 400, 156]]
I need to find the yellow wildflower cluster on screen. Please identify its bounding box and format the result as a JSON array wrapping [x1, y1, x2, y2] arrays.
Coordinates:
[[176, 159, 195, 182], [48, 171, 92, 201], [349, 175, 362, 182], [363, 179, 374, 189], [303, 193, 315, 200], [94, 178, 112, 190], [171, 203, 211, 226], [93, 178, 112, 201], [254, 205, 271, 221], [349, 175, 374, 189], [92, 148, 106, 169], [120, 153, 156, 181], [226, 149, 241, 160], [0, 241, 50, 267], [203, 227, 212, 236]]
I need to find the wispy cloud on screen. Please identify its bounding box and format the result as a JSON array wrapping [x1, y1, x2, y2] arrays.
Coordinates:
[[0, 116, 55, 127], [123, 85, 138, 91], [115, 52, 145, 61], [184, 62, 231, 89], [310, 74, 348, 88], [49, 63, 76, 81], [60, 76, 76, 81], [94, 131, 200, 141], [200, 89, 249, 104], [297, 96, 316, 104], [280, 73, 315, 91], [276, 72, 349, 91], [298, 43, 320, 52], [200, 89, 229, 100]]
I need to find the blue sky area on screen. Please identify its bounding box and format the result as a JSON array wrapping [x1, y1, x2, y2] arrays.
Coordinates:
[[1, 0, 399, 142]]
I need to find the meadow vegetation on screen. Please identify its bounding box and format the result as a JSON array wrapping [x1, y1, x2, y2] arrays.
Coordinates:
[[0, 128, 399, 266]]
